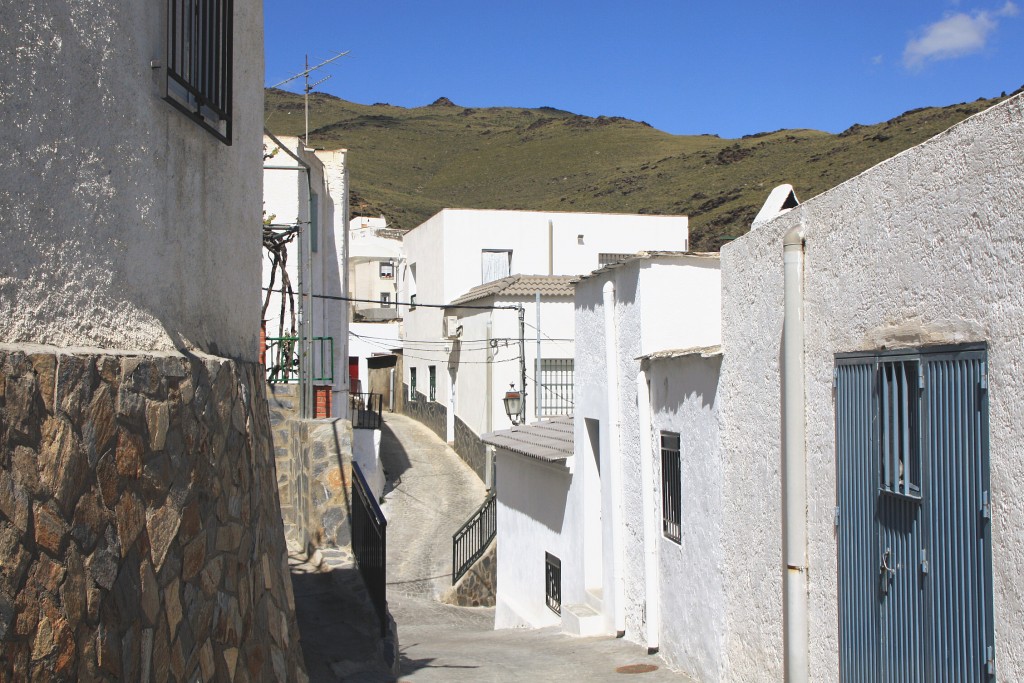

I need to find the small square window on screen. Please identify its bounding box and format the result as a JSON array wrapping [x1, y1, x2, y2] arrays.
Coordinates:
[[379, 262, 395, 280], [380, 292, 391, 308], [409, 293, 417, 311]]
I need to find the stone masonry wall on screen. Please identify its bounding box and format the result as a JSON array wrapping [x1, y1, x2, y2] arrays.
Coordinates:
[[0, 349, 306, 682], [441, 540, 496, 608], [267, 384, 354, 552], [401, 385, 446, 443], [454, 416, 487, 482]]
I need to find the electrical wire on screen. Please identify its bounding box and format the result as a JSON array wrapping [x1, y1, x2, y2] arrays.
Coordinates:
[[262, 287, 521, 311], [352, 334, 521, 365]]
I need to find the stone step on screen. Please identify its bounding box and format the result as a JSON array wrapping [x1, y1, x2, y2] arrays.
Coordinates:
[[561, 603, 607, 637]]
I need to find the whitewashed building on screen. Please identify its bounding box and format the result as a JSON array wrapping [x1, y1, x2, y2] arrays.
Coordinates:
[[263, 135, 350, 418], [400, 208, 690, 474], [713, 92, 1024, 681], [564, 253, 721, 646], [483, 253, 722, 650], [443, 275, 576, 480], [347, 215, 405, 397]]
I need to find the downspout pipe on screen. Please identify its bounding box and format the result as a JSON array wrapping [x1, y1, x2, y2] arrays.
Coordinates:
[[602, 280, 627, 637], [782, 225, 808, 683], [637, 367, 660, 653]]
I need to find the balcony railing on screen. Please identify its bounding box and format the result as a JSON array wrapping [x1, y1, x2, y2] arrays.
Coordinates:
[[350, 393, 383, 430], [351, 461, 388, 636], [265, 336, 334, 384]]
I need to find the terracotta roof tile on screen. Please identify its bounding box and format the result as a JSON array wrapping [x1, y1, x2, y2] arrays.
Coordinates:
[[447, 275, 576, 306]]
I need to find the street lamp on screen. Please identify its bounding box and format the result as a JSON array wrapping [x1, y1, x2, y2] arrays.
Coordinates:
[[503, 384, 522, 426]]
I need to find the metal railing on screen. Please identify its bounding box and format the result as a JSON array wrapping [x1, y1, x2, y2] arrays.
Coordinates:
[[351, 461, 388, 636], [350, 393, 383, 430], [265, 336, 334, 384], [452, 492, 496, 584]]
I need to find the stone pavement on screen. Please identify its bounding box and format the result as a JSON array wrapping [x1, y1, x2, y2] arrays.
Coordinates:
[[289, 411, 694, 682], [378, 413, 489, 598]]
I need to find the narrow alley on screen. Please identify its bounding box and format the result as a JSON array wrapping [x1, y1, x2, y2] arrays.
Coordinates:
[[378, 413, 694, 682]]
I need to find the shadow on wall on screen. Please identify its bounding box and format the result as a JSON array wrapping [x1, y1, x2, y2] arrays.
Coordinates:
[[651, 354, 722, 415]]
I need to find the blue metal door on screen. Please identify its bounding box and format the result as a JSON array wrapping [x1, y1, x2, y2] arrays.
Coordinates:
[[836, 347, 993, 682]]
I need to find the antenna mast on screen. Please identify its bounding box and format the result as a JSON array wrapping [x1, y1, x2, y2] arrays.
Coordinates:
[[271, 51, 349, 145]]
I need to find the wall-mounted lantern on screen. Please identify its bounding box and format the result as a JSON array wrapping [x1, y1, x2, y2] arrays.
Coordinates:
[[503, 384, 522, 426]]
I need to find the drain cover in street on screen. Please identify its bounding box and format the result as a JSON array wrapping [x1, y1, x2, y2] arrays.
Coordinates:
[[616, 663, 659, 674]]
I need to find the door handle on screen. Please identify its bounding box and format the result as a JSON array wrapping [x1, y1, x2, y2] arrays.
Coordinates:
[[880, 547, 895, 595]]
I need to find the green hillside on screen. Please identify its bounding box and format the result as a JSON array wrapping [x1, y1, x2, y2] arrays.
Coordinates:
[[265, 87, 1020, 251]]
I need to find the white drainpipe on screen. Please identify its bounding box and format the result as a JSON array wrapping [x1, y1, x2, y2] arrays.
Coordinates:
[[602, 280, 626, 636], [637, 368, 660, 653], [782, 225, 808, 682]]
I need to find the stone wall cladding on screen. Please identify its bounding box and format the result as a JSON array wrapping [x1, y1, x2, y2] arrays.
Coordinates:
[[454, 416, 487, 481], [267, 381, 354, 552], [0, 349, 306, 682], [442, 541, 496, 608], [400, 386, 447, 442]]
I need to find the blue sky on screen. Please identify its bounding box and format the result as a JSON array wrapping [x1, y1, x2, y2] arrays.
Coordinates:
[[264, 1, 1024, 139]]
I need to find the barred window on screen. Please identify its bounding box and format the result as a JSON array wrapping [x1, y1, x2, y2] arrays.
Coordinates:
[[429, 365, 436, 401], [410, 368, 417, 398], [538, 359, 574, 416], [165, 0, 234, 144], [661, 432, 681, 543]]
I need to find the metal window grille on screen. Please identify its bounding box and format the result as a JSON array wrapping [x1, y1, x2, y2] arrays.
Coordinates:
[[661, 432, 681, 543], [539, 359, 574, 416], [165, 0, 233, 144], [410, 368, 417, 398], [428, 366, 436, 401], [879, 360, 921, 499], [545, 552, 562, 615]]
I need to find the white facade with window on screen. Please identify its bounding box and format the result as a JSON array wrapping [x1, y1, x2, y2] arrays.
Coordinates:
[[400, 208, 689, 446], [565, 253, 722, 651], [263, 136, 350, 416]]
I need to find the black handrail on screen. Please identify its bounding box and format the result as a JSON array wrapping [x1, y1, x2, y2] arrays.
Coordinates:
[[350, 392, 383, 429], [452, 492, 496, 584], [351, 461, 388, 636]]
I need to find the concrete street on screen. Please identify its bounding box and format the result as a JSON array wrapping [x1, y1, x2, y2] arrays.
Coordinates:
[[291, 412, 693, 682]]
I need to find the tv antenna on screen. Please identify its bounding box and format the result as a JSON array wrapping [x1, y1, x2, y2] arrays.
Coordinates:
[[271, 51, 349, 145]]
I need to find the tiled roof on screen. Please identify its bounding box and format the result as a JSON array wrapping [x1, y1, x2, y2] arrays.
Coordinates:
[[481, 415, 574, 463], [572, 251, 720, 283], [447, 275, 577, 306], [637, 344, 723, 361]]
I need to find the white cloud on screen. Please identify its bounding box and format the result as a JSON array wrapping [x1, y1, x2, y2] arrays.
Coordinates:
[[903, 2, 1018, 68]]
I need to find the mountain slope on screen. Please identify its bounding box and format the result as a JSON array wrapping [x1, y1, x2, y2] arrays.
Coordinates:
[[265, 88, 1019, 250]]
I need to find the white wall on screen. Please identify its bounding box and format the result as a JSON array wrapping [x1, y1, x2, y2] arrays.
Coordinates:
[[401, 208, 689, 418], [262, 138, 349, 413], [568, 255, 722, 645], [452, 297, 575, 439], [646, 354, 725, 681], [353, 428, 385, 500], [719, 93, 1024, 681], [0, 0, 264, 359], [495, 450, 571, 629], [349, 321, 403, 391]]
